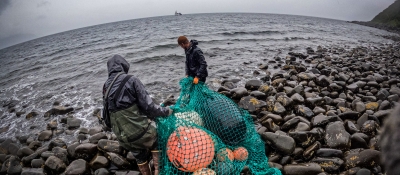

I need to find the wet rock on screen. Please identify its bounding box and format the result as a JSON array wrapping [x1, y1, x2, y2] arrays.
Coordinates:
[[44, 106, 74, 117], [89, 133, 108, 144], [94, 168, 110, 175], [325, 121, 351, 150], [311, 157, 344, 173], [365, 102, 379, 111], [294, 122, 310, 132], [239, 96, 267, 114], [347, 83, 359, 93], [261, 132, 295, 155], [362, 96, 377, 102], [377, 89, 390, 100], [48, 139, 66, 151], [262, 118, 280, 132], [230, 87, 249, 99], [313, 107, 326, 115], [316, 148, 343, 158], [351, 134, 369, 149], [17, 147, 34, 159], [31, 159, 45, 168], [6, 156, 22, 175], [41, 151, 54, 160], [67, 142, 80, 158], [67, 118, 82, 129], [344, 149, 380, 169], [389, 86, 400, 96], [44, 156, 66, 174], [0, 138, 13, 154], [89, 126, 103, 136], [360, 120, 379, 136], [353, 102, 366, 113], [104, 152, 130, 169], [387, 94, 399, 102], [52, 147, 69, 165], [289, 131, 321, 148], [344, 121, 360, 134], [90, 155, 109, 170], [245, 80, 262, 90], [281, 117, 300, 131], [295, 105, 314, 118], [283, 163, 322, 175], [316, 75, 331, 87], [338, 73, 350, 82], [374, 109, 392, 120], [38, 130, 53, 141], [21, 168, 46, 175], [276, 95, 293, 107], [306, 97, 324, 109], [273, 102, 286, 114], [291, 93, 305, 103], [21, 146, 48, 166], [338, 111, 359, 120], [356, 168, 371, 175], [65, 159, 90, 175], [75, 143, 98, 161], [312, 114, 334, 127], [8, 143, 19, 156], [379, 100, 391, 110], [249, 91, 267, 100], [298, 72, 316, 81], [47, 120, 58, 130], [303, 141, 321, 160]]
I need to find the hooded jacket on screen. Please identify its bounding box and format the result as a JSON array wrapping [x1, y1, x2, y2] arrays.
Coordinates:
[[103, 55, 169, 119], [185, 40, 208, 80]]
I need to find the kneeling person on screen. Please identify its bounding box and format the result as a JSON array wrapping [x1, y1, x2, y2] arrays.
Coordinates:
[[103, 55, 172, 175]]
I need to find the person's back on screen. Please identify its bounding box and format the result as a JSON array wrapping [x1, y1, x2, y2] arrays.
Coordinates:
[[103, 54, 172, 175]]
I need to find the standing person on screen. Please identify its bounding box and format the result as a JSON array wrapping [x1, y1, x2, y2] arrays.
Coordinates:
[[102, 54, 172, 175], [177, 36, 208, 84]]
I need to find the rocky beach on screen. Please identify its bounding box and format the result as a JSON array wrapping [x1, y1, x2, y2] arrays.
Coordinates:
[[0, 40, 399, 175], [0, 12, 400, 175]]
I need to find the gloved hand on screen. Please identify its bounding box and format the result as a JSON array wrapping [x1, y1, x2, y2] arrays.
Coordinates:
[[193, 77, 199, 84]]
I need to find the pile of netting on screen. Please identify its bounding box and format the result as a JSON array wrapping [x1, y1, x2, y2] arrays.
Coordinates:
[[156, 78, 282, 175]]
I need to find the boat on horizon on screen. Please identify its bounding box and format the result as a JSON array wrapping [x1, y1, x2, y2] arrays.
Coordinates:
[[175, 11, 182, 16]]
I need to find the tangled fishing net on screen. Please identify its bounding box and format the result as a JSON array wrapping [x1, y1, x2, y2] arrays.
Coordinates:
[[156, 77, 282, 175]]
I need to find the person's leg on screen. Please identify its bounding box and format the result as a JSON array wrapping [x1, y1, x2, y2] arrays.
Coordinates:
[[131, 149, 152, 175]]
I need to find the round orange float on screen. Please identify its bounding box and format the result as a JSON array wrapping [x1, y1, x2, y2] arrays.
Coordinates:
[[167, 127, 215, 172], [233, 147, 248, 161], [193, 168, 216, 175], [216, 148, 234, 162]]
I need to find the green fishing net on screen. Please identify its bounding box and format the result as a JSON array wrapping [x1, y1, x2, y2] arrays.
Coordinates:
[[156, 77, 282, 175]]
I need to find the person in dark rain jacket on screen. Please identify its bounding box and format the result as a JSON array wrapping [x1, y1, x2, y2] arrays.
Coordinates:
[[177, 36, 208, 84], [102, 54, 172, 175]]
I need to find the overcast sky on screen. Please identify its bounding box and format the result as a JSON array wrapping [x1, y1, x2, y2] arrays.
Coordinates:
[[0, 0, 395, 49]]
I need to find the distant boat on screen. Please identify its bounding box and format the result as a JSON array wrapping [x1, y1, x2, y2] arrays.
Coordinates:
[[175, 11, 182, 16]]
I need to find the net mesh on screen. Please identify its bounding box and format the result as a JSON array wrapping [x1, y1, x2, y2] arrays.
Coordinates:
[[156, 78, 282, 175]]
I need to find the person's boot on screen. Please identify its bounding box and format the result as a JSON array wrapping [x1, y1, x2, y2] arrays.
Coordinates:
[[137, 161, 152, 175], [151, 150, 160, 175]]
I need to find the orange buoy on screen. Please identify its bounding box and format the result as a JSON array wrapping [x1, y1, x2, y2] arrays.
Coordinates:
[[216, 148, 234, 162], [192, 168, 216, 175], [167, 127, 215, 172], [233, 147, 248, 161]]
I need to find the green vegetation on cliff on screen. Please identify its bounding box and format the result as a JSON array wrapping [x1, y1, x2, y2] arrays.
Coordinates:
[[371, 0, 400, 28]]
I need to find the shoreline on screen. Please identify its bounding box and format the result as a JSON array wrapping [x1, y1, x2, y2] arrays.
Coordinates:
[[0, 41, 399, 174]]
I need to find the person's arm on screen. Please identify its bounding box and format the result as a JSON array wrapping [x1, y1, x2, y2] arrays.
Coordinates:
[[133, 78, 171, 119], [195, 49, 207, 78]]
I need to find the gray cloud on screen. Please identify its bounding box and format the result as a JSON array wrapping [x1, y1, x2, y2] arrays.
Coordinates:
[[0, 0, 11, 15]]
